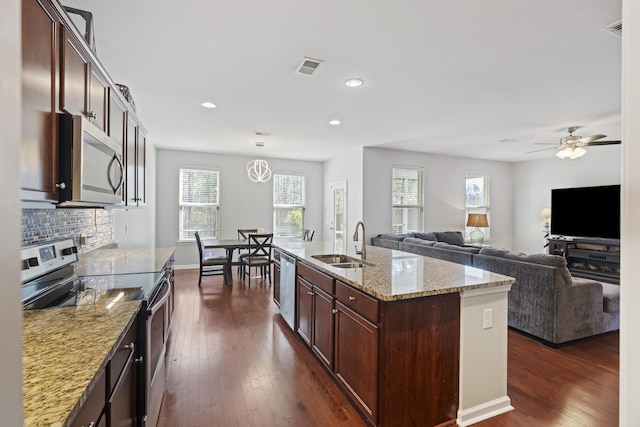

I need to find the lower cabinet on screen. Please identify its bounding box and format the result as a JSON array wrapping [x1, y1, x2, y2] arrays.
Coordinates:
[[72, 315, 139, 427], [291, 262, 461, 427]]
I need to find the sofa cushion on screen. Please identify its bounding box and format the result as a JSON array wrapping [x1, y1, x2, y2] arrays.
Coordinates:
[[434, 231, 465, 246], [434, 242, 480, 254], [379, 233, 414, 241], [413, 232, 437, 241], [478, 247, 572, 286], [602, 283, 620, 312], [403, 237, 437, 246]]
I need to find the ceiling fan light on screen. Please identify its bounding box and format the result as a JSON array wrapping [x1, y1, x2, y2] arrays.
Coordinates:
[[556, 148, 570, 159], [570, 147, 586, 159]]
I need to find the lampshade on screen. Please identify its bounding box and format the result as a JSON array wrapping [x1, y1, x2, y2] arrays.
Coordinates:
[[556, 146, 586, 159], [466, 213, 489, 228], [540, 208, 551, 218]]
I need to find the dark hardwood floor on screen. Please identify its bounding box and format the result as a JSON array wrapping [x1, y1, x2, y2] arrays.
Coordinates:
[[158, 269, 619, 427]]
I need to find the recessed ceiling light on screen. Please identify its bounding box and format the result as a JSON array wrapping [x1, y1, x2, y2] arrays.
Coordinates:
[[329, 119, 341, 126], [201, 101, 217, 109], [344, 78, 364, 88]]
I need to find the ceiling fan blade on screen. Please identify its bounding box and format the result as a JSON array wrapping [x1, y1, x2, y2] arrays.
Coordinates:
[[527, 146, 560, 154], [577, 134, 606, 144], [586, 140, 621, 146]]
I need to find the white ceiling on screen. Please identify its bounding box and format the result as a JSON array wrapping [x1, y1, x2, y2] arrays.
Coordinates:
[[62, 0, 622, 163]]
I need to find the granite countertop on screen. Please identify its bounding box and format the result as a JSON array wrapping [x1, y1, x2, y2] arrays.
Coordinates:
[[273, 240, 515, 301], [75, 247, 175, 276], [23, 300, 141, 427]]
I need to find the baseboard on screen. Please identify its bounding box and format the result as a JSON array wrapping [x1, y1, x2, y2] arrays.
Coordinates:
[[175, 264, 198, 270], [456, 395, 514, 426]]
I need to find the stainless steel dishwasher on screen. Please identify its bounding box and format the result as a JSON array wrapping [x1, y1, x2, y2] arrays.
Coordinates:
[[279, 252, 296, 330]]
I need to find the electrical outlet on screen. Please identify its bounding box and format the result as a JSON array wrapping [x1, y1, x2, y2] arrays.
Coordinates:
[[483, 308, 493, 329], [78, 235, 87, 246]]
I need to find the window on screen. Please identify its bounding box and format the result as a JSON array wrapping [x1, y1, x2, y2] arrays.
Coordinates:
[[465, 173, 490, 240], [392, 167, 424, 233], [273, 174, 305, 238], [179, 167, 219, 241]]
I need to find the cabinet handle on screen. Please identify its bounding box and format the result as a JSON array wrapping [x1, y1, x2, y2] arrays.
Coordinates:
[[307, 291, 315, 296], [135, 356, 144, 364], [332, 309, 338, 314], [124, 342, 135, 353], [55, 182, 66, 190], [348, 296, 356, 301], [87, 110, 96, 119]]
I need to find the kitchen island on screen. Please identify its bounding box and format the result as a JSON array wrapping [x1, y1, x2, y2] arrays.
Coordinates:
[[273, 240, 516, 427]]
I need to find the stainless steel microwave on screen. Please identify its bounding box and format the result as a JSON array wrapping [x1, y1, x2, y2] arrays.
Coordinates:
[[58, 114, 124, 206]]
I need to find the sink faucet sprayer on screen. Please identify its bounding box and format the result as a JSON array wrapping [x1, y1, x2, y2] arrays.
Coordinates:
[[353, 221, 366, 260]]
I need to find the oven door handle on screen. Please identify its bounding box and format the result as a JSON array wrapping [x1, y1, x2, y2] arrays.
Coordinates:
[[147, 279, 170, 316]]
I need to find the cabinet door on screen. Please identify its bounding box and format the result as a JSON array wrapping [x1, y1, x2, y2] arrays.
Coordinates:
[[88, 66, 108, 131], [21, 0, 59, 202], [109, 92, 127, 148], [296, 277, 313, 346], [125, 115, 138, 206], [71, 369, 106, 427], [60, 27, 88, 117], [107, 356, 137, 427], [335, 301, 378, 423], [312, 287, 335, 369], [136, 129, 146, 206]]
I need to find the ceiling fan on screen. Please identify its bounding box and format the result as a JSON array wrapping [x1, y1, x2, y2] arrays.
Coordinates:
[[529, 126, 621, 159]]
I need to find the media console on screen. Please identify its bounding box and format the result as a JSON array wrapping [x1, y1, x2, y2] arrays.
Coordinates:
[[548, 237, 620, 283]]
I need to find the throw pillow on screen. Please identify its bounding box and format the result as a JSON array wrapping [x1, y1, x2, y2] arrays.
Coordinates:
[[434, 242, 480, 253], [413, 232, 437, 241], [403, 237, 437, 246], [434, 231, 465, 246]]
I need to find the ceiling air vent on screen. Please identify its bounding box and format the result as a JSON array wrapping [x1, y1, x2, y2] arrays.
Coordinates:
[[295, 57, 324, 76], [603, 20, 622, 37]]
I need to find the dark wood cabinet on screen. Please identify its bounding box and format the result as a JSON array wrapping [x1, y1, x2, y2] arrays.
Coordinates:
[[60, 24, 108, 131], [125, 115, 146, 207], [21, 0, 147, 206], [71, 369, 106, 427], [21, 0, 60, 202], [334, 300, 378, 423], [71, 317, 139, 427], [289, 261, 460, 427]]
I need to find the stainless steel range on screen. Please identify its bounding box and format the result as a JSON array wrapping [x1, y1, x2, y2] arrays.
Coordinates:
[[21, 238, 171, 427]]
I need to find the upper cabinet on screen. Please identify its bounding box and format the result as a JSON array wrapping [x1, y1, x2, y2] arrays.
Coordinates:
[[60, 25, 109, 131], [21, 0, 146, 205], [21, 0, 60, 202], [125, 115, 146, 207]]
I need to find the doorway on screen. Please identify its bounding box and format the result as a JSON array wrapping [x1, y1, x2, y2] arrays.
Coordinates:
[[331, 181, 347, 252]]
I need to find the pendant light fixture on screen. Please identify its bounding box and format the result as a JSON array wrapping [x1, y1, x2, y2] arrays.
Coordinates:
[[247, 142, 272, 183]]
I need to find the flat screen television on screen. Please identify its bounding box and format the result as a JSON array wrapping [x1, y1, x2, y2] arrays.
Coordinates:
[[550, 184, 620, 241]]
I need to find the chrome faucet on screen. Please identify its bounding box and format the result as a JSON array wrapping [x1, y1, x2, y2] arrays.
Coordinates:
[[353, 221, 366, 260]]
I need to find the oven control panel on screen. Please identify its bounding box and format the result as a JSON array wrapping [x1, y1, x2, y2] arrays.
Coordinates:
[[20, 238, 78, 284]]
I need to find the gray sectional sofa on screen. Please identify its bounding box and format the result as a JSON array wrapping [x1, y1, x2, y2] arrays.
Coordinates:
[[371, 232, 620, 346]]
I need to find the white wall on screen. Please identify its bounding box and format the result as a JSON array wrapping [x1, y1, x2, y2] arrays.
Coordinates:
[[156, 149, 323, 267], [363, 147, 513, 249], [0, 0, 24, 422], [620, 1, 640, 424], [113, 141, 157, 248], [511, 146, 621, 254], [323, 145, 364, 242]]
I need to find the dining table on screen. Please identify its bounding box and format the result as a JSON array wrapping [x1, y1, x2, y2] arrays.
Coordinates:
[[202, 239, 252, 285]]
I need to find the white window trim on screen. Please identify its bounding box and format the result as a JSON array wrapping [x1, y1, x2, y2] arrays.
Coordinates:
[[273, 173, 306, 238], [465, 173, 490, 241], [392, 166, 424, 233], [178, 166, 220, 242]]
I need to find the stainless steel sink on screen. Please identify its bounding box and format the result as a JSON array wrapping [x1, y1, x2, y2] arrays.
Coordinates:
[[311, 254, 375, 269]]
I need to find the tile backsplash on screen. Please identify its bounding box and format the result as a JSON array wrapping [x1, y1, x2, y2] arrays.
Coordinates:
[[22, 208, 116, 252]]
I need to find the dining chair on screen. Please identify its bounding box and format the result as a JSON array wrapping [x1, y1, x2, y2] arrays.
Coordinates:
[[194, 231, 229, 286], [240, 233, 273, 287], [303, 229, 315, 242], [237, 228, 259, 273]]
